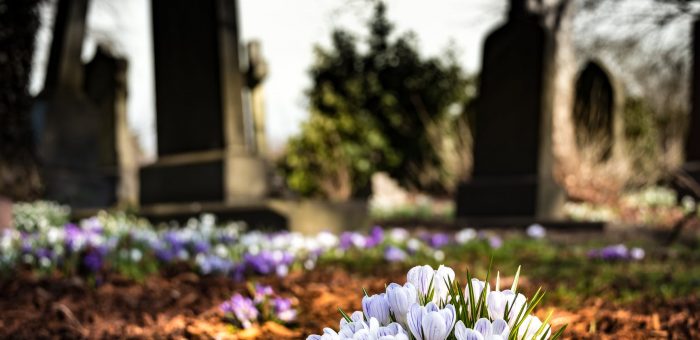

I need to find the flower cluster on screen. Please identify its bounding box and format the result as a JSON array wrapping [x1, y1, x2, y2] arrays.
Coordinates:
[[220, 283, 297, 329], [336, 226, 506, 265], [587, 244, 645, 261], [12, 201, 70, 233], [308, 265, 565, 340], [1, 212, 339, 281], [1, 217, 119, 275]]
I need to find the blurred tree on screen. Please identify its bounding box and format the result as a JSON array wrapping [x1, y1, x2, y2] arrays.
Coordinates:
[[0, 0, 43, 227], [281, 2, 473, 200]]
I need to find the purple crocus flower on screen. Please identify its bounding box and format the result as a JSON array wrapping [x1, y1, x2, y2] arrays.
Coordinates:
[[488, 236, 503, 249], [193, 240, 210, 254], [154, 244, 175, 263], [244, 252, 274, 275], [384, 246, 408, 262], [339, 232, 354, 250], [230, 264, 246, 282], [588, 244, 645, 261], [272, 297, 297, 322], [243, 250, 294, 276], [82, 246, 107, 273], [197, 255, 233, 275], [63, 224, 84, 252], [427, 233, 450, 249], [163, 231, 185, 252], [600, 244, 628, 260], [365, 226, 384, 248], [220, 293, 259, 329], [254, 284, 274, 303]]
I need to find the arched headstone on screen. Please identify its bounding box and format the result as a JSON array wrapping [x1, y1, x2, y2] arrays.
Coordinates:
[[456, 0, 563, 223], [572, 61, 615, 161]]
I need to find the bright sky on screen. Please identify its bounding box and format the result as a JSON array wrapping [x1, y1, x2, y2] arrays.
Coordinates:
[[29, 0, 507, 159]]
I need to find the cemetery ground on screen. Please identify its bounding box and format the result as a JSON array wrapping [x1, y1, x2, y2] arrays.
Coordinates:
[[0, 217, 698, 339]]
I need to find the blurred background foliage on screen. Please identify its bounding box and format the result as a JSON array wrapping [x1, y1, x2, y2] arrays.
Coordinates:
[[280, 2, 475, 200]]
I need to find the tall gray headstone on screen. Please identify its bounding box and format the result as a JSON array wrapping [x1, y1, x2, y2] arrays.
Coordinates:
[[140, 0, 268, 205], [456, 0, 563, 223]]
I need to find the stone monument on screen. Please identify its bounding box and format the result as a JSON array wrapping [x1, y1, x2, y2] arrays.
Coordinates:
[[35, 0, 129, 209], [456, 0, 563, 224], [140, 0, 268, 206]]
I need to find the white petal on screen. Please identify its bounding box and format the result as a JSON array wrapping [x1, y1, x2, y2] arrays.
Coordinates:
[[421, 312, 447, 340], [454, 324, 484, 340], [487, 291, 507, 320], [491, 319, 510, 337], [407, 303, 424, 340], [440, 304, 456, 332], [474, 318, 492, 337]]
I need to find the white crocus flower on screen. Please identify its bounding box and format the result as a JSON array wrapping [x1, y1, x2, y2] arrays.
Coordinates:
[[465, 278, 490, 314], [363, 293, 392, 326], [433, 265, 455, 303], [526, 224, 546, 239], [454, 319, 509, 340], [406, 302, 456, 340], [486, 290, 527, 326], [307, 328, 340, 340], [517, 315, 551, 340], [455, 228, 477, 244], [386, 282, 418, 329], [340, 311, 365, 329], [315, 317, 408, 340], [407, 265, 434, 298], [407, 265, 455, 304]]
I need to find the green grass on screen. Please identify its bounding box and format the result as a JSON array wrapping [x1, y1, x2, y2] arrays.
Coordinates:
[[318, 235, 700, 309]]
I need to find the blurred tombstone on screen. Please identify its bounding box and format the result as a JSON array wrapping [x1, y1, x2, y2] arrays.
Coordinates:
[[572, 61, 624, 162], [84, 46, 138, 207], [456, 0, 563, 224], [34, 0, 130, 209], [679, 18, 700, 197], [140, 0, 268, 206], [245, 40, 269, 157]]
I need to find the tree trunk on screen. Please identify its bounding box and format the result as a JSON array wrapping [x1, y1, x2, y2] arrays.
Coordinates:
[[0, 0, 43, 205]]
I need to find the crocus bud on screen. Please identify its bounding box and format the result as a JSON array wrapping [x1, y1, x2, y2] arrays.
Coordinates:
[[362, 293, 391, 326], [407, 265, 435, 297], [386, 282, 418, 327]]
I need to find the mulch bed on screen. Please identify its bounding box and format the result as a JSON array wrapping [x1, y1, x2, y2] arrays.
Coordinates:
[[0, 267, 697, 339]]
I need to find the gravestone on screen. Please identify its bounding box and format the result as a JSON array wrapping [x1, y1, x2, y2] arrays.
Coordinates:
[[456, 0, 563, 223], [140, 0, 268, 205], [35, 0, 127, 208], [572, 61, 617, 161], [84, 46, 138, 207]]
